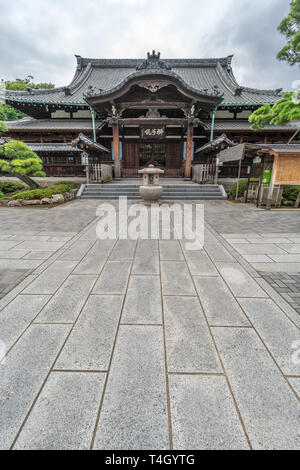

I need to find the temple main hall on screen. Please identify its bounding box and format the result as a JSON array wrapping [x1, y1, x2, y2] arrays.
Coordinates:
[[4, 51, 298, 180]]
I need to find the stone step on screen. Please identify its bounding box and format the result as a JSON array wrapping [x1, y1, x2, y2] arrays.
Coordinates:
[[81, 183, 227, 200], [83, 191, 223, 197], [86, 186, 220, 192], [81, 195, 225, 200]]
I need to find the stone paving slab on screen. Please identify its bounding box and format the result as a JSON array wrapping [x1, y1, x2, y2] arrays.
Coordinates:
[[256, 277, 300, 328], [55, 295, 123, 371], [213, 327, 300, 450], [243, 255, 273, 263], [122, 275, 162, 325], [36, 275, 96, 323], [204, 240, 235, 263], [238, 298, 300, 376], [184, 250, 218, 276], [0, 259, 41, 270], [22, 251, 54, 260], [161, 261, 196, 296], [14, 372, 106, 450], [93, 261, 131, 295], [246, 238, 293, 244], [17, 241, 66, 252], [288, 378, 300, 397], [0, 250, 31, 259], [0, 240, 23, 250], [231, 243, 287, 255], [216, 263, 267, 298], [132, 240, 159, 275], [0, 200, 299, 450], [0, 295, 50, 357], [109, 240, 137, 261], [159, 241, 184, 261], [169, 375, 249, 450], [73, 239, 115, 275], [194, 276, 250, 326], [164, 296, 221, 373], [59, 240, 95, 261], [252, 262, 300, 273], [268, 254, 300, 263], [23, 260, 77, 295], [0, 275, 37, 310], [93, 326, 169, 450], [0, 324, 71, 449]]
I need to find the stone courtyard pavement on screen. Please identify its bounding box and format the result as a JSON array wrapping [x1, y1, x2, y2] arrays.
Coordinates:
[[0, 200, 299, 450]]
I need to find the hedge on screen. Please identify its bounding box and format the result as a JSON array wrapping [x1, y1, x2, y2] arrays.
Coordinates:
[[282, 185, 300, 202], [0, 181, 25, 194], [9, 182, 79, 201], [228, 179, 249, 198]]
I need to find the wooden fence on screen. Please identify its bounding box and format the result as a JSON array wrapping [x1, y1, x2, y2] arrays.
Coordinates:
[[192, 164, 216, 184], [88, 164, 113, 183]]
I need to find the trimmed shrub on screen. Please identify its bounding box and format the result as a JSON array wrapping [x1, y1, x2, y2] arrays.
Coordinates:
[[102, 176, 112, 184], [228, 178, 259, 199], [228, 179, 249, 198], [0, 181, 25, 194], [0, 191, 3, 200], [282, 185, 300, 202], [9, 182, 79, 201]]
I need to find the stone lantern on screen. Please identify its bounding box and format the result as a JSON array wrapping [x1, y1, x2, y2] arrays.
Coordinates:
[[138, 164, 165, 202]]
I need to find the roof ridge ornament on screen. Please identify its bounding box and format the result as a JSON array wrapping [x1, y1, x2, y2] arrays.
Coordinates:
[[136, 51, 171, 71]]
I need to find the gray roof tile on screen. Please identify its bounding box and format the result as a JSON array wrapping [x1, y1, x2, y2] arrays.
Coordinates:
[[7, 117, 297, 132], [5, 118, 102, 131], [207, 120, 299, 131], [5, 54, 283, 107], [28, 143, 81, 153]]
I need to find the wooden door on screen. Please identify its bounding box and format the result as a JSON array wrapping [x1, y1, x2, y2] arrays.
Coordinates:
[[165, 142, 184, 177], [123, 143, 139, 168]]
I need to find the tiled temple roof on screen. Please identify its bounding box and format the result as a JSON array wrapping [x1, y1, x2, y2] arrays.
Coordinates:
[[5, 54, 283, 108], [27, 143, 82, 153], [195, 133, 235, 154], [205, 120, 299, 131], [71, 133, 110, 152], [6, 117, 298, 132], [5, 118, 103, 131]]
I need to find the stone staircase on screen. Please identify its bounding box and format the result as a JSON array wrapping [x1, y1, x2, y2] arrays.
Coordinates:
[[79, 182, 227, 200]]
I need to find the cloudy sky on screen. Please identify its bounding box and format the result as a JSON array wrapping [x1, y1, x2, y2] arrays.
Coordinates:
[[0, 0, 298, 91]]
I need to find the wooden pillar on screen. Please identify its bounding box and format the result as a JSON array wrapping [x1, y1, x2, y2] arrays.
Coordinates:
[[185, 121, 194, 179], [266, 153, 278, 211], [113, 123, 121, 179], [235, 159, 242, 201]]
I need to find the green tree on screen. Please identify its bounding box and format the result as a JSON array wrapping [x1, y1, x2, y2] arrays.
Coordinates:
[[0, 133, 45, 189], [249, 1, 300, 130], [249, 92, 300, 130], [277, 0, 300, 66], [0, 121, 7, 133], [0, 76, 55, 121]]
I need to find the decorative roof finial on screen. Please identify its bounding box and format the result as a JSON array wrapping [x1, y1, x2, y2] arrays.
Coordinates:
[[137, 51, 171, 71]]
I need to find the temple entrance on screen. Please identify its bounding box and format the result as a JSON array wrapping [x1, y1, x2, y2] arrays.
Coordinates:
[[139, 143, 166, 167], [122, 141, 184, 177]]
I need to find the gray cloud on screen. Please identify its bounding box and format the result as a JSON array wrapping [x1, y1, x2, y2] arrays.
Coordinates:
[[0, 0, 298, 91]]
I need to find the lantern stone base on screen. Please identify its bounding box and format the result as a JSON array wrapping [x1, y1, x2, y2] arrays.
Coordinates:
[[139, 185, 163, 202]]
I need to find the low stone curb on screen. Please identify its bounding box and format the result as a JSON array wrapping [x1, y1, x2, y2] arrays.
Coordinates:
[[0, 189, 78, 208]]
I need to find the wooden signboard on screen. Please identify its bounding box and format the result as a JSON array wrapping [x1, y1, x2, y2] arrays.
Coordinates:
[[274, 153, 300, 185], [140, 126, 166, 139]]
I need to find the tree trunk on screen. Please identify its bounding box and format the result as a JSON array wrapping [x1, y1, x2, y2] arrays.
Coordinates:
[[11, 173, 40, 189]]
